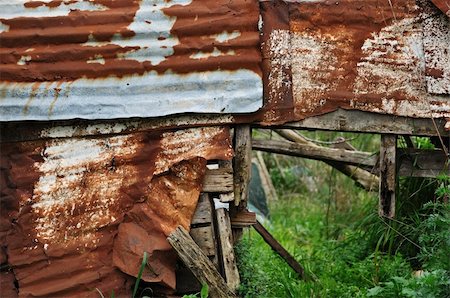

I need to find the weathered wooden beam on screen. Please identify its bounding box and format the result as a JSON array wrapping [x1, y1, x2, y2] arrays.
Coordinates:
[[330, 137, 379, 191], [191, 193, 213, 226], [202, 168, 233, 193], [233, 125, 252, 207], [167, 226, 237, 298], [215, 208, 240, 292], [269, 109, 447, 136], [230, 210, 256, 228], [253, 139, 377, 167], [379, 135, 397, 218], [253, 221, 307, 280], [274, 129, 379, 191], [398, 148, 449, 178]]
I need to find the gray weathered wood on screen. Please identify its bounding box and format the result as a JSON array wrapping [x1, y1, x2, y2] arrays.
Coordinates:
[[233, 125, 252, 207], [219, 193, 234, 203], [379, 135, 397, 218], [253, 139, 378, 167], [202, 167, 234, 193], [167, 226, 237, 298], [191, 194, 213, 226], [230, 210, 257, 228], [190, 226, 216, 257], [255, 151, 278, 201], [398, 148, 449, 178], [274, 129, 379, 191], [269, 109, 447, 136], [216, 208, 240, 292]]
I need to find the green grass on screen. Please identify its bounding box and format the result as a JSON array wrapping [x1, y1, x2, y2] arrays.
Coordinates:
[[238, 133, 449, 298]]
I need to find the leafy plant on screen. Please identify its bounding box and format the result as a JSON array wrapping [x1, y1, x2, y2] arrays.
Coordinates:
[[133, 252, 148, 298]]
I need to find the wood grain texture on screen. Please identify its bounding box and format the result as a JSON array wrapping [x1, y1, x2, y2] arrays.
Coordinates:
[[167, 226, 237, 298]]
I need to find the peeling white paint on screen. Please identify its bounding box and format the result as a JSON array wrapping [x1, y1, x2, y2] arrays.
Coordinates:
[[31, 134, 140, 248], [190, 47, 235, 59], [17, 55, 32, 65], [213, 30, 241, 43], [155, 127, 232, 174], [0, 21, 9, 33], [2, 0, 107, 18], [291, 31, 338, 113]]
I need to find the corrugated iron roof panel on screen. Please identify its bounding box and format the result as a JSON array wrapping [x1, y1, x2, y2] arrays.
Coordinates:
[[0, 0, 263, 121]]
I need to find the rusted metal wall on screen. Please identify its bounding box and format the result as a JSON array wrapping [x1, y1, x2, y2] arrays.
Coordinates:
[[1, 0, 448, 126], [0, 0, 263, 121], [0, 126, 232, 297], [259, 0, 450, 125]]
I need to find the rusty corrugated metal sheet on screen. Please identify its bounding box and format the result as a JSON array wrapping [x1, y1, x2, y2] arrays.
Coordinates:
[[431, 0, 450, 16], [258, 0, 450, 125], [0, 126, 232, 297], [290, 0, 450, 120], [0, 0, 263, 121]]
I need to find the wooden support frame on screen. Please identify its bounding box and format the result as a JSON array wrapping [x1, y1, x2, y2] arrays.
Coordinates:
[[252, 138, 377, 167], [268, 109, 447, 136], [233, 125, 252, 207], [168, 226, 237, 298], [379, 135, 397, 218], [215, 208, 241, 291], [274, 129, 379, 191], [253, 221, 307, 280]]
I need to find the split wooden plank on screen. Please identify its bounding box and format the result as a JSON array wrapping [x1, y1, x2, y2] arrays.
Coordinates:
[[216, 208, 241, 292], [274, 109, 447, 136], [202, 168, 233, 193], [253, 221, 307, 280], [253, 139, 377, 167], [233, 125, 252, 207], [168, 226, 237, 298], [379, 135, 397, 218]]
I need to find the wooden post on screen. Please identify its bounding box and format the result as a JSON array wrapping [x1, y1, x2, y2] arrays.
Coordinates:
[[253, 221, 307, 280], [379, 135, 397, 218], [215, 208, 240, 291], [233, 125, 252, 207], [168, 227, 238, 298]]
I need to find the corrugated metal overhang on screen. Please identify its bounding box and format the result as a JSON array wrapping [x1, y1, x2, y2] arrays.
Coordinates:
[[0, 0, 263, 121]]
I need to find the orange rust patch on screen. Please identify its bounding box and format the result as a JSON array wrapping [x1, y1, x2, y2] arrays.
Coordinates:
[[0, 126, 232, 296]]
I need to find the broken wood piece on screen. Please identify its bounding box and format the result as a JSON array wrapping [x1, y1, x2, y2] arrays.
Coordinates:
[[233, 125, 252, 207], [253, 220, 307, 280], [230, 210, 256, 228], [253, 139, 377, 167], [379, 135, 397, 218], [331, 137, 379, 191], [202, 167, 233, 193], [219, 193, 234, 203], [274, 130, 379, 191], [167, 226, 237, 298], [216, 208, 241, 291]]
